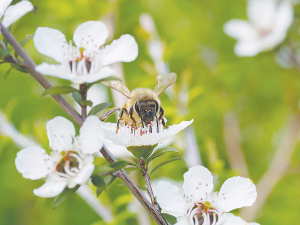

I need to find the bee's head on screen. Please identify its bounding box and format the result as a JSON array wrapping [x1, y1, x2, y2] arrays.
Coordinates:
[[135, 100, 159, 125]]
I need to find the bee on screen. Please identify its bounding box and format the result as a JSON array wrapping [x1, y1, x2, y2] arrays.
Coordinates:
[[99, 73, 177, 133]]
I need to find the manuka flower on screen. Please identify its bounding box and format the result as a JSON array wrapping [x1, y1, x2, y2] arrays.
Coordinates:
[[156, 166, 258, 225], [224, 0, 293, 57], [33, 21, 138, 83], [15, 116, 105, 198], [0, 0, 33, 28], [102, 119, 193, 147]]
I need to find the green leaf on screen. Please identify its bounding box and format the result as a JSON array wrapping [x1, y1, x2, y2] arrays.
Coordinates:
[[20, 34, 34, 47], [0, 48, 11, 60], [88, 102, 112, 116], [162, 213, 177, 225], [146, 147, 180, 164], [150, 157, 182, 175], [53, 185, 80, 208], [10, 63, 27, 73], [92, 175, 106, 190], [41, 86, 79, 97], [96, 175, 116, 197], [4, 67, 13, 82], [15, 34, 34, 58], [81, 100, 93, 107], [127, 145, 157, 159], [93, 165, 114, 175], [124, 167, 141, 174], [72, 92, 82, 105], [110, 160, 129, 171]]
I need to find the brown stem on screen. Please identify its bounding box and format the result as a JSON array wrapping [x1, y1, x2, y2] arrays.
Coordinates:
[[79, 83, 87, 120], [102, 147, 167, 225], [0, 22, 167, 225], [139, 159, 159, 211]]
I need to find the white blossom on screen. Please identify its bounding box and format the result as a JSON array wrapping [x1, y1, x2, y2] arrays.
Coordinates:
[[224, 0, 293, 57], [102, 119, 193, 147], [33, 21, 138, 83], [15, 116, 105, 198], [156, 166, 258, 225], [0, 0, 33, 28], [0, 0, 33, 27]]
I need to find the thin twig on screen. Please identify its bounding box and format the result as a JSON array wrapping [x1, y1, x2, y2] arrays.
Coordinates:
[[0, 22, 167, 225], [240, 114, 300, 221], [101, 147, 167, 224], [139, 159, 159, 211]]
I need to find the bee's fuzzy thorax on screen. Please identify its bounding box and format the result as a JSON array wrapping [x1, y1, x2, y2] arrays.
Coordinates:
[[127, 88, 160, 106]]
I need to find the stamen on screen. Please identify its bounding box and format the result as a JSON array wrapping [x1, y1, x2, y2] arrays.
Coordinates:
[[64, 161, 77, 176]]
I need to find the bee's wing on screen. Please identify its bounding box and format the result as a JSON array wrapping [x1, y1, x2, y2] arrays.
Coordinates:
[[101, 80, 131, 98], [154, 73, 177, 96], [99, 108, 120, 121]]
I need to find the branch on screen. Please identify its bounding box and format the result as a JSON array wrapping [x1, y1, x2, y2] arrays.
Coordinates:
[[139, 159, 159, 211], [240, 114, 300, 221], [0, 22, 167, 225]]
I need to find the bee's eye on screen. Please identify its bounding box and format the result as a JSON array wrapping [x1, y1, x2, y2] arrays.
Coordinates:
[[150, 104, 155, 107], [135, 102, 140, 114]]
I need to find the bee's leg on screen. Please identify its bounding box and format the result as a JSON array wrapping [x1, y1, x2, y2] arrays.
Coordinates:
[[116, 108, 127, 132], [158, 106, 168, 129], [129, 106, 137, 127]]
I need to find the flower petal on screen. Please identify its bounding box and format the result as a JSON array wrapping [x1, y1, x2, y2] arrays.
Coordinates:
[[15, 146, 51, 180], [219, 213, 259, 225], [102, 119, 193, 147], [79, 115, 105, 154], [68, 163, 95, 188], [2, 0, 33, 27], [33, 27, 67, 63], [247, 0, 277, 29], [217, 176, 257, 212], [156, 120, 194, 144], [175, 216, 192, 225], [0, 0, 12, 18], [223, 19, 257, 41], [182, 165, 214, 204], [156, 181, 188, 217], [35, 63, 76, 80], [77, 66, 115, 83], [274, 0, 293, 33], [234, 41, 261, 57], [33, 181, 67, 198], [101, 34, 138, 66], [73, 21, 108, 50], [46, 116, 75, 152]]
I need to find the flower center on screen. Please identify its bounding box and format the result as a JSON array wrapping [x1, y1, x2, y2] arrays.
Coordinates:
[[188, 203, 221, 225], [55, 151, 83, 178], [117, 119, 164, 137], [258, 28, 272, 38], [61, 39, 102, 75]]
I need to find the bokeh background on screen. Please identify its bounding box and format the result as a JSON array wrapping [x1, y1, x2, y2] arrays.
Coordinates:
[[0, 0, 300, 224]]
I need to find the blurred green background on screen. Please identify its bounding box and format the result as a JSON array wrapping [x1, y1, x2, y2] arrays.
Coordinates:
[[1, 0, 300, 224]]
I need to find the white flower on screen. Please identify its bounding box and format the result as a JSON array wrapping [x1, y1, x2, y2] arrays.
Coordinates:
[[102, 119, 193, 147], [224, 0, 293, 57], [33, 21, 138, 83], [15, 116, 105, 198], [0, 0, 33, 28], [156, 166, 258, 225]]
